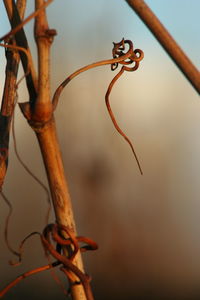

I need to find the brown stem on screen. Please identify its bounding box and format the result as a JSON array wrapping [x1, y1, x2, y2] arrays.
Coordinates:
[[0, 0, 27, 188], [1, 0, 53, 43], [3, 0, 38, 101], [105, 67, 143, 174], [21, 1, 88, 299], [125, 0, 200, 94], [0, 261, 61, 298], [32, 118, 88, 300], [2, 2, 92, 299]]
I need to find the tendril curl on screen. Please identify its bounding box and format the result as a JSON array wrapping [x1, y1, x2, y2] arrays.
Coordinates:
[[106, 39, 144, 174], [0, 223, 98, 300], [41, 224, 97, 300], [52, 39, 144, 174]]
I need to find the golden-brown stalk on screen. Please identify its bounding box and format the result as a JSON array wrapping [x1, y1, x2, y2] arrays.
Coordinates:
[[22, 1, 88, 299], [32, 118, 88, 300]]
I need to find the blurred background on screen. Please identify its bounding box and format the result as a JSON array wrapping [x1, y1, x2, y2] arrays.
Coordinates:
[[0, 0, 200, 299]]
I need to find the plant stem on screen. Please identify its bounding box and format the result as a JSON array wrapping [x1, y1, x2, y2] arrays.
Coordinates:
[[0, 0, 27, 188], [3, 0, 38, 100], [3, 1, 92, 298], [125, 0, 200, 94], [34, 119, 88, 300], [31, 1, 88, 299]]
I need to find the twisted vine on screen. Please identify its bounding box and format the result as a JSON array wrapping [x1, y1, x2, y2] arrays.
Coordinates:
[[0, 38, 143, 299], [52, 39, 144, 174], [0, 223, 98, 300]]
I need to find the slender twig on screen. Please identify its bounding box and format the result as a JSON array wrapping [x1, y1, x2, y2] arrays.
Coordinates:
[[0, 43, 31, 75], [1, 0, 26, 116], [0, 0, 27, 189], [105, 68, 143, 174], [12, 108, 51, 224], [0, 261, 61, 298], [0, 191, 21, 260], [1, 0, 53, 42], [124, 0, 200, 94], [3, 0, 38, 100]]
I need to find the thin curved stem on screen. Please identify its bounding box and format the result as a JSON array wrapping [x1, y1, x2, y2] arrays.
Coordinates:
[[105, 68, 143, 174], [12, 107, 51, 224], [0, 43, 31, 75], [0, 191, 21, 260], [52, 39, 144, 174], [0, 261, 60, 298]]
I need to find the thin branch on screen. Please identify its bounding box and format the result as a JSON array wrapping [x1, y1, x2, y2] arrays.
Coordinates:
[[12, 109, 51, 224], [1, 0, 26, 116], [105, 67, 143, 174], [1, 0, 53, 42], [0, 191, 21, 260], [0, 261, 61, 298], [3, 0, 38, 100], [0, 0, 27, 189], [124, 0, 200, 94], [0, 43, 31, 77]]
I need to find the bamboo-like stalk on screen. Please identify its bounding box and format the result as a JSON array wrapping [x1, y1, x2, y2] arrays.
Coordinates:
[[34, 119, 87, 300], [29, 1, 88, 299], [125, 0, 200, 94]]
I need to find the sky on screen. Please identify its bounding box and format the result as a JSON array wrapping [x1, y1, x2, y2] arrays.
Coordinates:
[[0, 1, 200, 300]]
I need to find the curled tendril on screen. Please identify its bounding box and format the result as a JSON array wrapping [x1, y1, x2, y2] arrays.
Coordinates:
[[52, 38, 143, 110], [0, 223, 97, 300], [41, 224, 97, 300], [52, 38, 144, 174], [106, 39, 144, 174], [111, 39, 144, 71]]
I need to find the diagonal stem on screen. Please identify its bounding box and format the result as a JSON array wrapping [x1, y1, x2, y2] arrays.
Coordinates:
[[3, 0, 38, 101], [125, 0, 200, 94], [0, 0, 27, 188]]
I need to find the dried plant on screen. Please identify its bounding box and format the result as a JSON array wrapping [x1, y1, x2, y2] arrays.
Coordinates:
[[0, 1, 199, 300], [0, 1, 143, 299]]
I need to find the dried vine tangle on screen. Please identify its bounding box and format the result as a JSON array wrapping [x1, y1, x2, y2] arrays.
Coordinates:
[[0, 223, 98, 299], [0, 1, 144, 299]]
